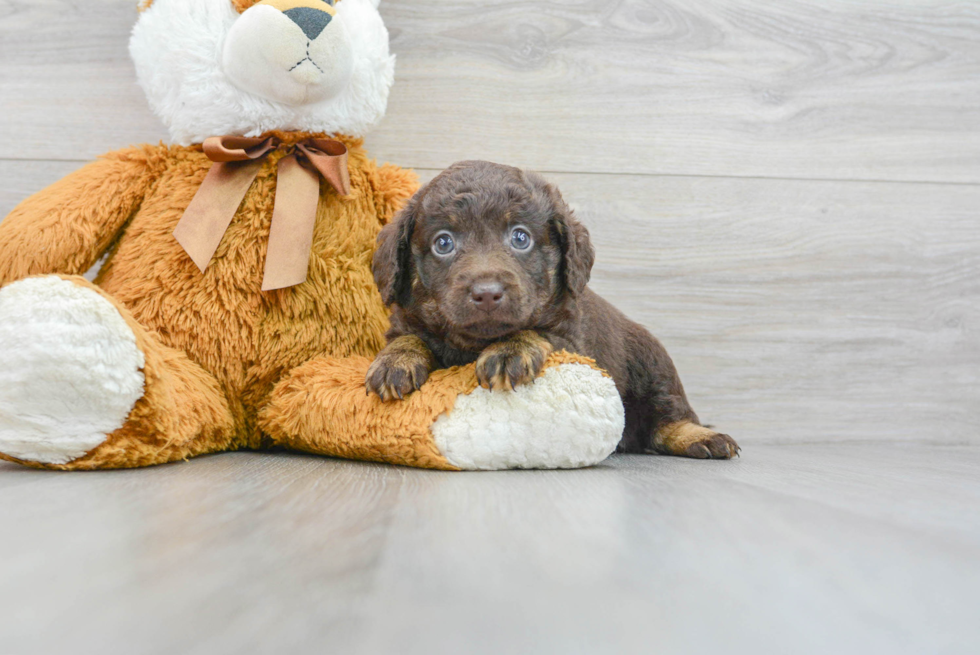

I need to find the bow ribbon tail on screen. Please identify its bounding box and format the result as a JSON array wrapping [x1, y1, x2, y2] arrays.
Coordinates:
[[297, 140, 351, 196], [261, 154, 321, 291], [174, 159, 265, 274]]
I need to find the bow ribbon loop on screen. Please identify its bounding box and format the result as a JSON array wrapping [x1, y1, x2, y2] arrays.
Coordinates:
[[173, 135, 350, 291], [202, 135, 278, 162]]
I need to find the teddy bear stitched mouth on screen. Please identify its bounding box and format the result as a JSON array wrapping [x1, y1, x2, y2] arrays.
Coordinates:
[[289, 51, 324, 75], [287, 38, 326, 85]]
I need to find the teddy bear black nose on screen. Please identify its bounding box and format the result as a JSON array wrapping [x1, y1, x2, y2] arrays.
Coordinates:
[[283, 7, 332, 40]]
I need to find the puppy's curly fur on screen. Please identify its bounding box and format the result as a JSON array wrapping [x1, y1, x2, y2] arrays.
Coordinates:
[[368, 161, 739, 459]]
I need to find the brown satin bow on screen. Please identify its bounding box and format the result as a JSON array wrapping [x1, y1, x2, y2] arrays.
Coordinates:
[[173, 135, 350, 291]]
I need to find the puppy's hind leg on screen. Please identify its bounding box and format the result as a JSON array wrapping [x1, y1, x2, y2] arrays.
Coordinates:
[[653, 420, 740, 459], [623, 393, 740, 460], [618, 324, 739, 460]]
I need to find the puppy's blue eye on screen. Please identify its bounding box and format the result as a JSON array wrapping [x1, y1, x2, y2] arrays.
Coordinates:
[[510, 227, 532, 251], [432, 231, 456, 256]]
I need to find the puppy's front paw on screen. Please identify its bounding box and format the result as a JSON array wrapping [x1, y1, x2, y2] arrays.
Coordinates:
[[366, 336, 435, 401], [475, 331, 553, 391]]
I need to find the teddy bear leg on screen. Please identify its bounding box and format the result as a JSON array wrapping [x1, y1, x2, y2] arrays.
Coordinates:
[[0, 275, 235, 470], [259, 356, 458, 470], [260, 352, 625, 471]]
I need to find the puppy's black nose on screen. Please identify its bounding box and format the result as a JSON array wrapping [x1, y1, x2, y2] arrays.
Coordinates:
[[470, 282, 504, 312], [283, 7, 332, 40]]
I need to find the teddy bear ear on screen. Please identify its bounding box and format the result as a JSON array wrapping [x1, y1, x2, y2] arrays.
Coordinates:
[[136, 0, 262, 13], [231, 0, 259, 11], [136, 0, 252, 11], [223, 1, 377, 14], [135, 0, 379, 13]]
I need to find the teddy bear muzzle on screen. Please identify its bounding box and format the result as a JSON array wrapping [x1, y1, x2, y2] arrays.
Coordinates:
[[222, 0, 354, 106]]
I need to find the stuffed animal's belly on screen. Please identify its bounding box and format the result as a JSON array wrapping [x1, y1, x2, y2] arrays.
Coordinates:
[[95, 162, 389, 418]]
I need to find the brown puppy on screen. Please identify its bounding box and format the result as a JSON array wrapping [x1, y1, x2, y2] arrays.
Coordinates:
[[367, 161, 739, 459]]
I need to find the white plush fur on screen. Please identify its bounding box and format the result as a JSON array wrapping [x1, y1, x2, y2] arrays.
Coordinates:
[[222, 5, 354, 106], [432, 364, 625, 470], [130, 0, 395, 144], [0, 277, 145, 464]]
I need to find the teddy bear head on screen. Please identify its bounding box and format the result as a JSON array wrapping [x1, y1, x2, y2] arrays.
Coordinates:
[[131, 0, 394, 145]]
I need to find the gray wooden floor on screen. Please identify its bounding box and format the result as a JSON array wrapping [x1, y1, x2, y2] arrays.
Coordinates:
[[2, 445, 979, 654], [2, 0, 979, 652]]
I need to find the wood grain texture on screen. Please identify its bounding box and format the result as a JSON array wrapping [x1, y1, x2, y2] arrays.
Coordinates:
[[370, 0, 980, 182], [2, 0, 979, 182], [1, 446, 978, 654], [0, 0, 168, 158], [0, 160, 85, 219]]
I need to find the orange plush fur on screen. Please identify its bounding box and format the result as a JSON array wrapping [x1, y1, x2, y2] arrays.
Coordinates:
[[0, 133, 421, 469]]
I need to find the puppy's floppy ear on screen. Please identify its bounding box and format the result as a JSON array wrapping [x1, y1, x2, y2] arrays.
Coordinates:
[[539, 179, 594, 297], [372, 197, 417, 306]]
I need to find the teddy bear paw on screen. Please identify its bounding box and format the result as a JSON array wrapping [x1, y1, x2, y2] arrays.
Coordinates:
[[0, 276, 145, 465], [431, 362, 625, 470]]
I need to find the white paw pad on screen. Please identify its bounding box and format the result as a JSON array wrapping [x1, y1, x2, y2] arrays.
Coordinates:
[[432, 363, 625, 470], [0, 277, 145, 464]]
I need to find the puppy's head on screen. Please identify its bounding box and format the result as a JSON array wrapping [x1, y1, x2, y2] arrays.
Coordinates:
[[373, 161, 594, 348]]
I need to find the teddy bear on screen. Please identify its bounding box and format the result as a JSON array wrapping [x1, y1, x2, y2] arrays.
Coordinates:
[[0, 0, 625, 471]]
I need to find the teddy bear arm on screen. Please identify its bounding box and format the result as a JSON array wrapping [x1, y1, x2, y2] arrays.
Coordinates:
[[259, 352, 626, 471], [0, 151, 155, 287], [258, 354, 460, 470]]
